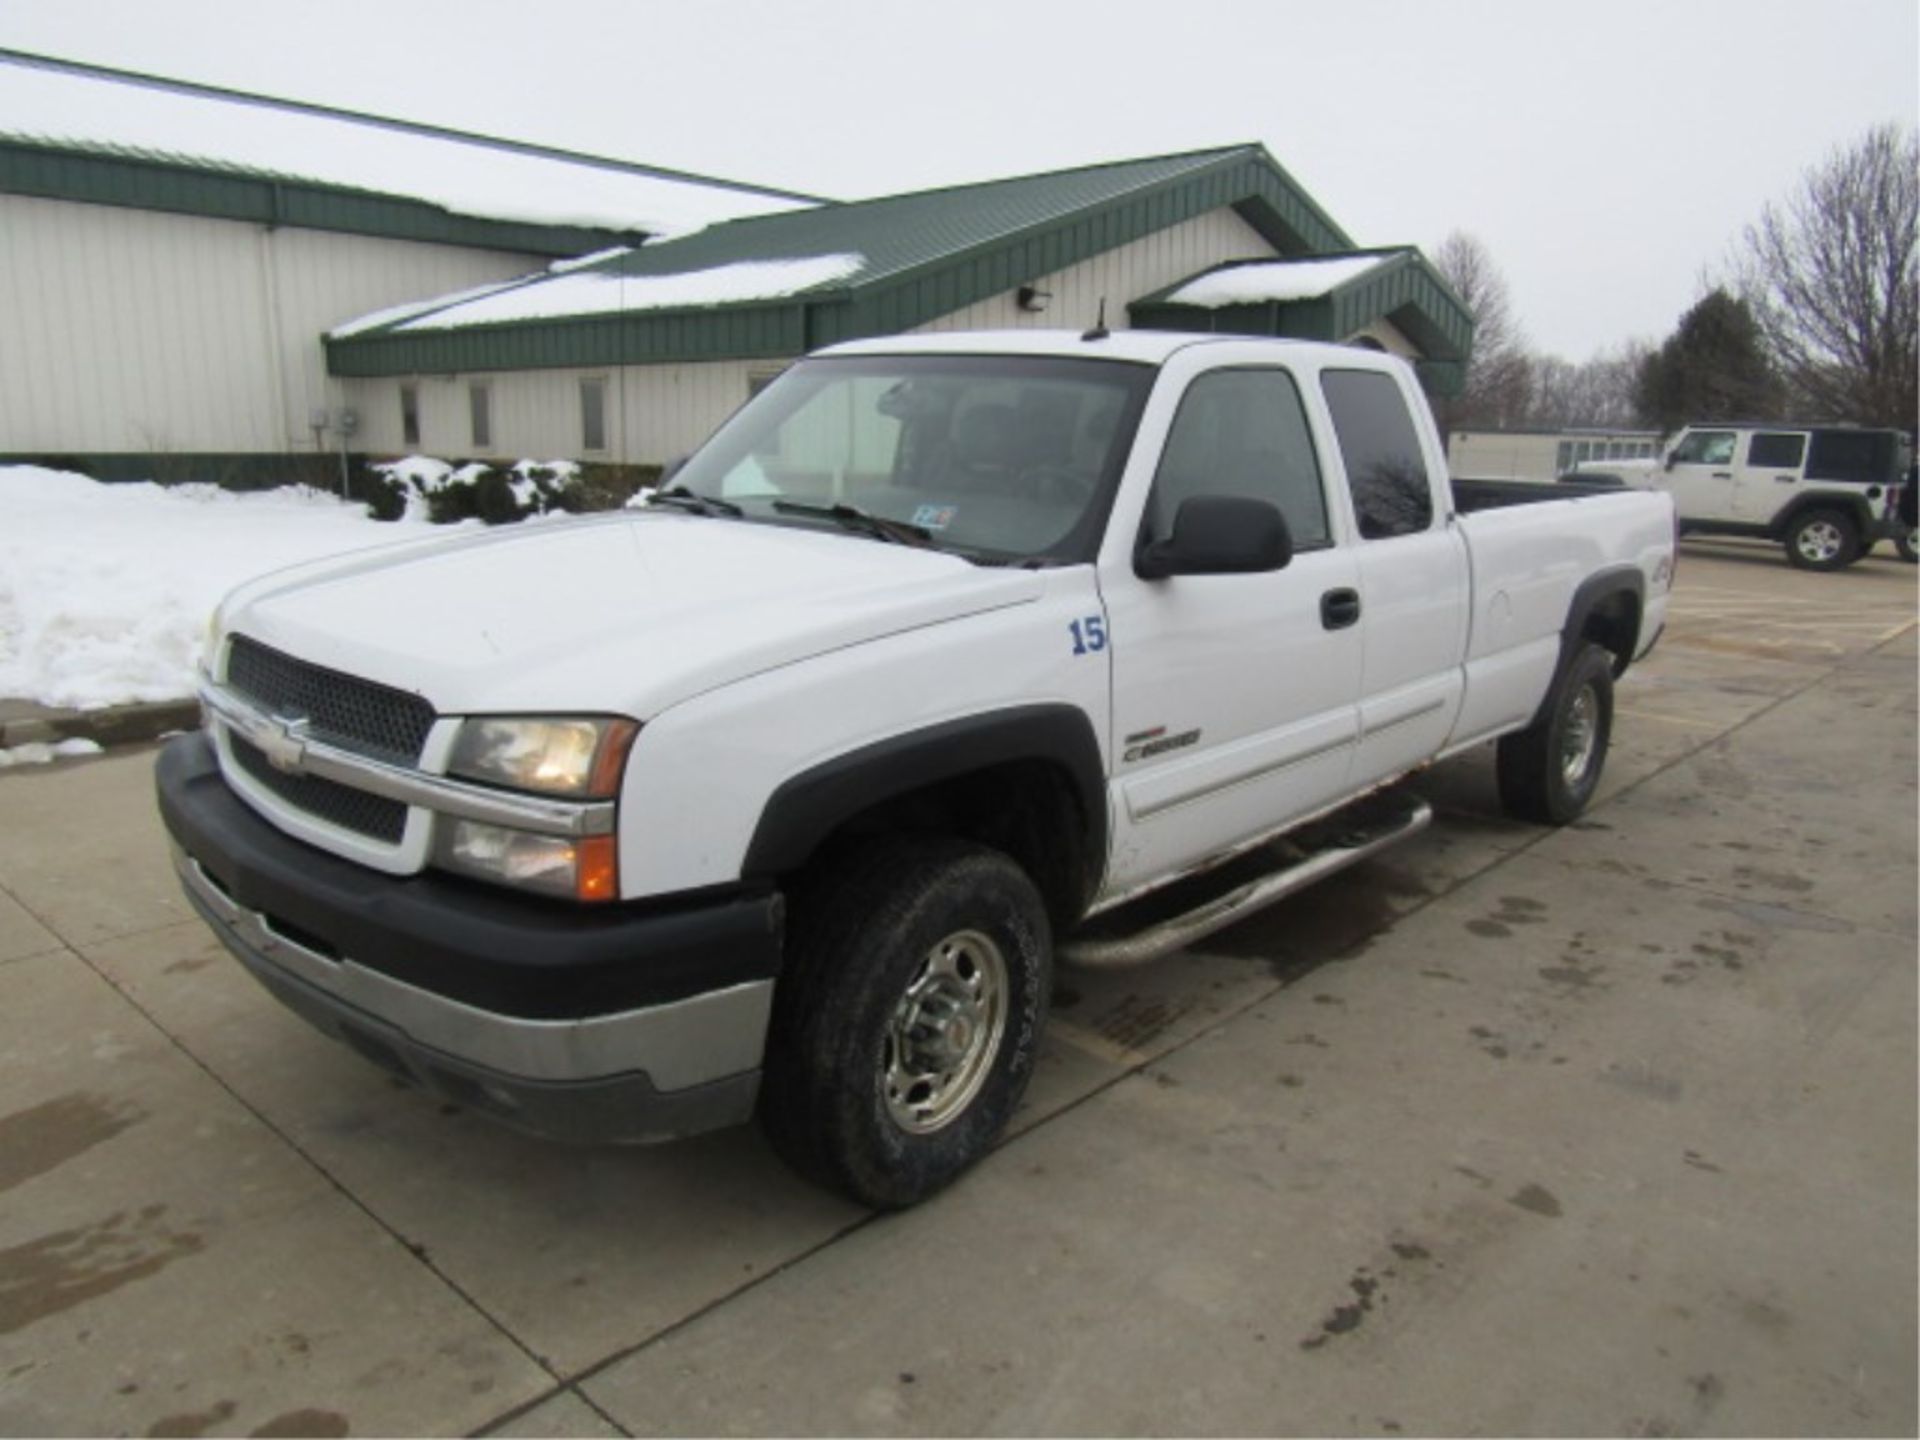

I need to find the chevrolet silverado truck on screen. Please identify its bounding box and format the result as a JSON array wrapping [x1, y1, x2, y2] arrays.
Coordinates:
[[1575, 421, 1910, 570], [157, 330, 1675, 1208]]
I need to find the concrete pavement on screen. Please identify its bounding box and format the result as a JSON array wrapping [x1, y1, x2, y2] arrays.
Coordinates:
[[0, 544, 1913, 1437]]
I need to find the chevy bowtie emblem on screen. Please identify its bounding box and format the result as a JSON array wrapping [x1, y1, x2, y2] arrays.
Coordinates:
[[251, 713, 312, 774]]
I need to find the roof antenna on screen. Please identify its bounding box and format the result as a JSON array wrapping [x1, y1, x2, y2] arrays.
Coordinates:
[[1081, 297, 1110, 342]]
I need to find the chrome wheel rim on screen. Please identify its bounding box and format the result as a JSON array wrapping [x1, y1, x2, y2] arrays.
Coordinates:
[[882, 929, 1008, 1134], [1798, 520, 1843, 563], [1561, 686, 1599, 787]]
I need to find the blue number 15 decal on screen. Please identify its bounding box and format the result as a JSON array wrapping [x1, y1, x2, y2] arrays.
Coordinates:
[[1068, 616, 1107, 655]]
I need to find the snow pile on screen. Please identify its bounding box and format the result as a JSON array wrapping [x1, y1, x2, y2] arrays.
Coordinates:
[[1166, 254, 1393, 308], [369, 457, 583, 522], [0, 738, 102, 769], [0, 467, 439, 709], [0, 58, 813, 237], [390, 254, 866, 331]]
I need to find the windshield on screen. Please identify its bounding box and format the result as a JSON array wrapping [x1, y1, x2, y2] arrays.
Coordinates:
[[667, 354, 1156, 563]]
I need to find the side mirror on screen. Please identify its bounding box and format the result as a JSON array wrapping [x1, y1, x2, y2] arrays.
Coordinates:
[[1137, 496, 1292, 580]]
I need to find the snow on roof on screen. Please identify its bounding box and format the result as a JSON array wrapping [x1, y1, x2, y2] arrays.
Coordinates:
[[0, 56, 815, 237], [1165, 254, 1394, 308], [378, 253, 867, 332]]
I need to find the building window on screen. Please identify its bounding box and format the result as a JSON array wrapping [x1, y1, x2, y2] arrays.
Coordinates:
[[469, 383, 492, 450], [1556, 441, 1574, 473], [400, 384, 420, 448], [580, 378, 608, 453]]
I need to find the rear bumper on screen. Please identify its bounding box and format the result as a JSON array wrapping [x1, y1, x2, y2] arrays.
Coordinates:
[[157, 733, 782, 1142]]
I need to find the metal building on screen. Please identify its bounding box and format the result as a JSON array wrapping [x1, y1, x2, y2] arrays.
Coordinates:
[[0, 50, 814, 479], [2, 50, 1475, 478]]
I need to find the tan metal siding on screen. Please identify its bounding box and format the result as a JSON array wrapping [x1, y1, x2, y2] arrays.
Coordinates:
[[340, 360, 768, 465], [0, 193, 536, 454], [913, 206, 1277, 335]]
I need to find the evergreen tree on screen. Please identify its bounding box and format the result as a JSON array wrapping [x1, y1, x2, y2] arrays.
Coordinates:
[[1634, 290, 1778, 434]]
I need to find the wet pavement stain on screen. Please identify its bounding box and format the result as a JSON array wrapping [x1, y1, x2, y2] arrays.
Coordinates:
[[145, 1399, 235, 1437], [161, 955, 217, 976], [1094, 994, 1192, 1052], [1466, 919, 1512, 938], [1538, 961, 1604, 990], [1683, 1150, 1724, 1174], [0, 1093, 146, 1198], [1732, 865, 1814, 894], [250, 1409, 350, 1438], [1508, 1183, 1563, 1218], [1300, 1269, 1381, 1350], [0, 1206, 204, 1337]]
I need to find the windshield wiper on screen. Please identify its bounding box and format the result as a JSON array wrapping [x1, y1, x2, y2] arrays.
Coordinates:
[[771, 500, 933, 547], [648, 486, 743, 517]]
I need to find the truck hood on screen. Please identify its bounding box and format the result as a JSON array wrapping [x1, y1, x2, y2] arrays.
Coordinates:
[[218, 512, 1043, 718]]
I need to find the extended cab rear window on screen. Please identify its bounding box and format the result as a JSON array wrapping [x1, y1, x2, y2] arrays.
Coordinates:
[[1320, 369, 1433, 539]]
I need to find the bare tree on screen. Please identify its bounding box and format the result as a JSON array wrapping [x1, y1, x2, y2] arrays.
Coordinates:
[[1525, 342, 1652, 430], [1737, 124, 1917, 428], [1429, 230, 1532, 434]]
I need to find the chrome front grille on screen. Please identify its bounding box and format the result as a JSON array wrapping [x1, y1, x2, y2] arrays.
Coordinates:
[[229, 733, 409, 843], [225, 635, 435, 764]]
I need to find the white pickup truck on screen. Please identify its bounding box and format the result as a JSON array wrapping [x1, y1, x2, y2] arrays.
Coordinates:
[[158, 330, 1675, 1207]]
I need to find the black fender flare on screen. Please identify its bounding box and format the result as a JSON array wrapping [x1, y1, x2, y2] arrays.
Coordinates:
[[741, 704, 1108, 883], [1768, 492, 1876, 540], [1528, 566, 1645, 727]]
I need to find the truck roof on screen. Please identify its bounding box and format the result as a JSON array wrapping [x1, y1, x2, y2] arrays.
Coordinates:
[[814, 328, 1362, 366]]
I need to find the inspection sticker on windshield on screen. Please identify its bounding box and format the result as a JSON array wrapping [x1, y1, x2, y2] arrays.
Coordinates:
[[911, 504, 958, 531]]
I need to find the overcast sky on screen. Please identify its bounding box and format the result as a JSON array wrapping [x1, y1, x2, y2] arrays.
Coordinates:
[[2, 0, 1913, 359]]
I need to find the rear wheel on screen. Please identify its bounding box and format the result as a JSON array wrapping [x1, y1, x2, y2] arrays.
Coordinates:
[[1497, 643, 1614, 825], [1897, 528, 1917, 564], [1784, 508, 1860, 571], [759, 837, 1051, 1209]]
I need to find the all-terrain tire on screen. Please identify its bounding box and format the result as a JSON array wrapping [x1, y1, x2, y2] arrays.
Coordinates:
[[1496, 643, 1614, 826], [1896, 529, 1917, 564], [759, 837, 1051, 1209], [1784, 507, 1860, 571]]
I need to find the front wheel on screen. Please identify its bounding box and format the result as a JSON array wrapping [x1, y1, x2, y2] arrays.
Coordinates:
[[1497, 643, 1614, 825], [759, 838, 1051, 1209], [1785, 508, 1860, 571]]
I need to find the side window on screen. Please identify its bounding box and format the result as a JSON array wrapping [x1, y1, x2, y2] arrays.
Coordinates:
[[1806, 429, 1895, 484], [399, 384, 420, 448], [1671, 430, 1735, 465], [580, 377, 609, 453], [469, 383, 492, 451], [1747, 432, 1806, 469], [1145, 368, 1330, 549], [1320, 369, 1433, 539]]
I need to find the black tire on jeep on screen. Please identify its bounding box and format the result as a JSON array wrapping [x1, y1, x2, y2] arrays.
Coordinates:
[[758, 837, 1051, 1209], [1784, 507, 1860, 571], [1496, 642, 1614, 826]]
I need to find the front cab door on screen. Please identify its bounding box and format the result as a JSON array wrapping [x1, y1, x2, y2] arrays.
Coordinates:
[[1097, 359, 1363, 902]]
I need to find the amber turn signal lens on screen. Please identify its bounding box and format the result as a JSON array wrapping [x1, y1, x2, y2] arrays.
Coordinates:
[[574, 834, 619, 902]]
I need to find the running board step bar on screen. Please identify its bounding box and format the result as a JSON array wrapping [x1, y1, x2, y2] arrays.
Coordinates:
[[1061, 793, 1432, 968]]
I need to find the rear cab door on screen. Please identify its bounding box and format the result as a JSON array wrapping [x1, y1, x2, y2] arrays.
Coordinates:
[[1316, 363, 1469, 789], [1732, 428, 1809, 521]]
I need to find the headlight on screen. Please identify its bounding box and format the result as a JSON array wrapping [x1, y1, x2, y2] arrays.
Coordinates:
[[447, 716, 638, 799], [435, 821, 618, 902]]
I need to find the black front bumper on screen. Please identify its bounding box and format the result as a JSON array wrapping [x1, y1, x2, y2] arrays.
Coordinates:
[[156, 733, 784, 1142]]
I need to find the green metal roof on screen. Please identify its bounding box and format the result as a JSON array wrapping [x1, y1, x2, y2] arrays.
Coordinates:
[[326, 144, 1358, 376], [1128, 247, 1476, 392], [0, 47, 820, 257]]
